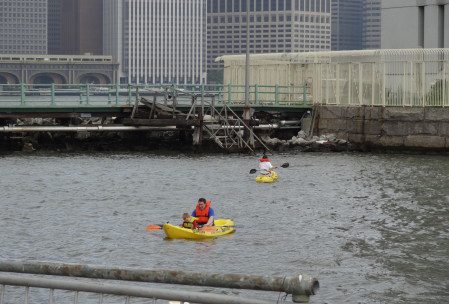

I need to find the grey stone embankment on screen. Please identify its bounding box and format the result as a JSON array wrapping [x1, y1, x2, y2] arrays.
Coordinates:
[[315, 106, 449, 151]]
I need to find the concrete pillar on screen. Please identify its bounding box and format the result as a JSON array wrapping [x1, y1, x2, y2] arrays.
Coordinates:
[[424, 5, 439, 48], [445, 5, 449, 48]]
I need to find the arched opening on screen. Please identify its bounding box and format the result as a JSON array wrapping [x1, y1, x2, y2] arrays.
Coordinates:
[[30, 73, 67, 87], [34, 75, 54, 85], [0, 73, 20, 84], [79, 73, 111, 85]]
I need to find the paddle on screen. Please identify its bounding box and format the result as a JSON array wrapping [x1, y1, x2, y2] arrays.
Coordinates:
[[249, 162, 289, 174], [146, 224, 164, 231]]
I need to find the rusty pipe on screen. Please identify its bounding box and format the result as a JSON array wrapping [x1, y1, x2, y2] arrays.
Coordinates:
[[0, 260, 319, 302]]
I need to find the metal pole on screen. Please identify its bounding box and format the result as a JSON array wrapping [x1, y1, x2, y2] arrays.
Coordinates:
[[0, 260, 319, 301], [242, 0, 254, 148], [0, 273, 272, 304], [245, 0, 250, 112]]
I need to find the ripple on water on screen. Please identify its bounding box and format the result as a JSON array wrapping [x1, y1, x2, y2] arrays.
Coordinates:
[[0, 152, 448, 303]]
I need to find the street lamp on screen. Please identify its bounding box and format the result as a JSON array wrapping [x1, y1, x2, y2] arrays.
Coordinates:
[[244, 0, 250, 119]]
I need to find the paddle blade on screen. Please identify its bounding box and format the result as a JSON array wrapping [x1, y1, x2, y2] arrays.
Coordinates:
[[249, 169, 257, 174], [281, 163, 289, 168], [146, 224, 162, 231]]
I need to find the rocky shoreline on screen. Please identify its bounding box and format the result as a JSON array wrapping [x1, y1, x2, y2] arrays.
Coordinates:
[[0, 127, 353, 154]]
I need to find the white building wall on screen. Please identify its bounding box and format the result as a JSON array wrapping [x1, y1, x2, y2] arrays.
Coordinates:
[[424, 4, 441, 48], [382, 0, 449, 49], [104, 0, 207, 84]]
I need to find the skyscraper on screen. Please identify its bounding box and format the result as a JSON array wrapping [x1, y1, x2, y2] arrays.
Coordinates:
[[48, 0, 103, 55], [331, 0, 363, 50], [207, 0, 331, 81], [104, 0, 207, 84], [362, 0, 381, 49], [0, 0, 48, 54]]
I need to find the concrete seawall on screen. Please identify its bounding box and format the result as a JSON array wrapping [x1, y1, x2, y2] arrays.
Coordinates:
[[315, 106, 449, 150]]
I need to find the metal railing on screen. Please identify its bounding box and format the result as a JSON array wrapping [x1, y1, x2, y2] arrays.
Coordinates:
[[0, 84, 311, 108], [219, 48, 449, 107], [0, 260, 319, 304]]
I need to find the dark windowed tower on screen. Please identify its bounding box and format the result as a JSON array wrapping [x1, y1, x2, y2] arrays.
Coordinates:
[[48, 0, 103, 55], [331, 0, 363, 50]]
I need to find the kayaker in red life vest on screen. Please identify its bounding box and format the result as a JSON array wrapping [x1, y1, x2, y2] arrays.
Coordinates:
[[191, 198, 215, 227], [259, 154, 274, 175]]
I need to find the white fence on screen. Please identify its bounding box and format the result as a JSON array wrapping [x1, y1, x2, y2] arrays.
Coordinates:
[[218, 48, 449, 107]]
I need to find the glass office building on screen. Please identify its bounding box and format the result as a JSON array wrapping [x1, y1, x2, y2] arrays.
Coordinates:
[[362, 0, 381, 49], [0, 0, 48, 54], [331, 0, 363, 51], [207, 0, 331, 78]]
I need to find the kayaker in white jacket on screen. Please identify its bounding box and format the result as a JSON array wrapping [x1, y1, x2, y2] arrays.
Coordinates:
[[259, 154, 274, 175]]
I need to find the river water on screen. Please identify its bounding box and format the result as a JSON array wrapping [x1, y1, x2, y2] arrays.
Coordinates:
[[0, 152, 448, 303]]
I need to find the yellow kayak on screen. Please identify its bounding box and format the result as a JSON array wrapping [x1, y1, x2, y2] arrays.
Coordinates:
[[255, 171, 279, 183], [163, 219, 235, 240]]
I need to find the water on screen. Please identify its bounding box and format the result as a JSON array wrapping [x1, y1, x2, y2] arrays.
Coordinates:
[[0, 152, 448, 303]]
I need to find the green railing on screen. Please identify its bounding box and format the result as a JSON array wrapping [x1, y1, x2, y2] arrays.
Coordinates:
[[0, 84, 312, 108]]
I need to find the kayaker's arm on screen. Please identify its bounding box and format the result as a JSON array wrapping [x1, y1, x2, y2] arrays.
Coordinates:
[[204, 208, 215, 227], [204, 216, 215, 227]]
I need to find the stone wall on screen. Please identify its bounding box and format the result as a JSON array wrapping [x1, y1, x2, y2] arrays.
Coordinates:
[[316, 106, 449, 150]]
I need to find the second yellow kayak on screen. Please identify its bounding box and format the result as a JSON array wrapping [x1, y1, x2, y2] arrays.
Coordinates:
[[255, 171, 279, 183]]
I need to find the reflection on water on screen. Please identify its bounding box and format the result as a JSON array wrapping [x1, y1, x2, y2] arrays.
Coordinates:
[[0, 152, 448, 303]]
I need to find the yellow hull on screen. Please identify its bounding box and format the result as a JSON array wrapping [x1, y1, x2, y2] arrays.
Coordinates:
[[255, 171, 279, 183], [163, 219, 235, 240]]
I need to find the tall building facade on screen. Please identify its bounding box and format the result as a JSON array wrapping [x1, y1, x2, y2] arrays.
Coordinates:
[[48, 0, 103, 55], [103, 0, 123, 72], [382, 0, 449, 49], [331, 0, 363, 50], [104, 0, 207, 84], [0, 0, 48, 54], [48, 0, 62, 54], [362, 0, 381, 49], [207, 0, 331, 79]]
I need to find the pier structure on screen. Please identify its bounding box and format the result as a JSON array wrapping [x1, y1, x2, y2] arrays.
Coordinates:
[[219, 48, 449, 150], [0, 83, 310, 152]]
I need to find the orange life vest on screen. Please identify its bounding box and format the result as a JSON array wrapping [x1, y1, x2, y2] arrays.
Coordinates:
[[195, 200, 211, 224]]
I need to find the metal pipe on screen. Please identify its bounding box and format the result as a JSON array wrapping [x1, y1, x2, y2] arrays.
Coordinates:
[[279, 120, 302, 126], [0, 260, 319, 301], [207, 124, 281, 130], [0, 123, 301, 133], [0, 125, 178, 132], [0, 273, 272, 304]]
